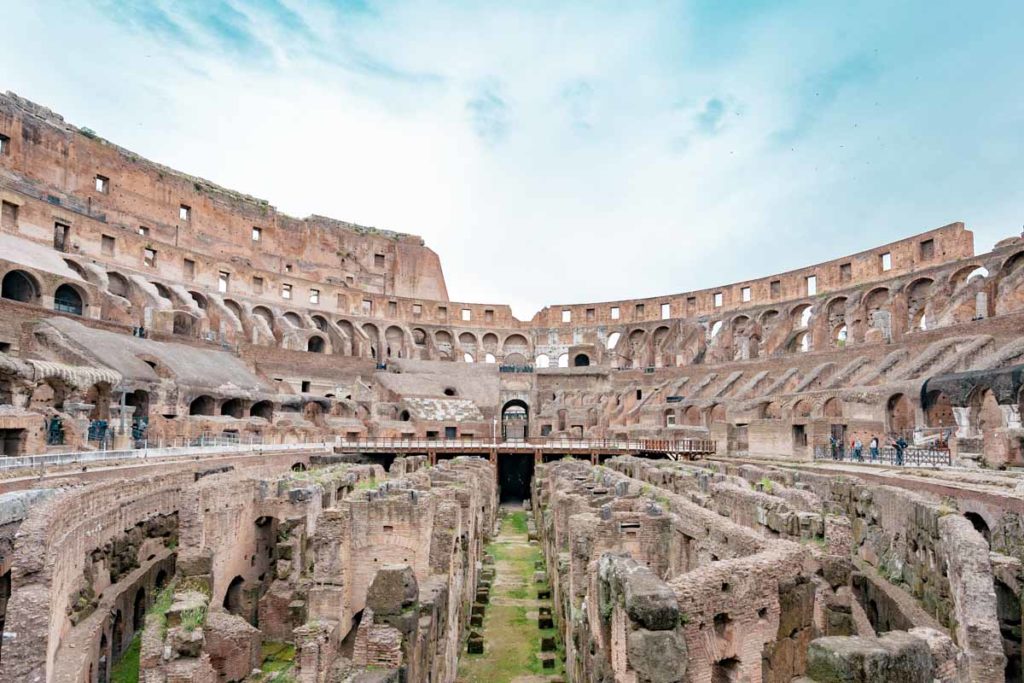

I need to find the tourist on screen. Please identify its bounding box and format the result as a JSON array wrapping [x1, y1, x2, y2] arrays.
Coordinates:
[[869, 436, 879, 462], [853, 438, 863, 461]]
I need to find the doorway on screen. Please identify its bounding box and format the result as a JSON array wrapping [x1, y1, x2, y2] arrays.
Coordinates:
[[497, 453, 534, 503]]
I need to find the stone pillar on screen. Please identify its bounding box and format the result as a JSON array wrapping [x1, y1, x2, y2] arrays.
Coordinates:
[[953, 407, 973, 438]]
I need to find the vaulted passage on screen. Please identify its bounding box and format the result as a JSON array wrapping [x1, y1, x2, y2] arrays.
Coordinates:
[[497, 453, 534, 503]]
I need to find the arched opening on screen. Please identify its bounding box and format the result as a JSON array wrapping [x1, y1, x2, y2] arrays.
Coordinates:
[[399, 409, 411, 422], [385, 326, 403, 358], [463, 352, 474, 363], [1, 270, 39, 303], [886, 393, 914, 433], [791, 303, 812, 329], [312, 315, 329, 331], [557, 353, 569, 368], [291, 462, 307, 472], [253, 306, 274, 328], [132, 588, 146, 632], [923, 390, 955, 428], [485, 353, 496, 363], [535, 354, 550, 368], [606, 332, 621, 350], [573, 353, 590, 367], [683, 406, 702, 426], [189, 291, 207, 310], [111, 609, 124, 661], [412, 328, 427, 346], [250, 400, 273, 420], [283, 311, 303, 328], [503, 334, 529, 357], [834, 324, 848, 346], [791, 331, 810, 353], [220, 398, 244, 419], [151, 282, 173, 301], [964, 512, 991, 546], [502, 399, 529, 441], [307, 335, 325, 353], [107, 272, 131, 299], [172, 311, 194, 336], [224, 575, 246, 618], [823, 397, 843, 418], [189, 395, 215, 416], [53, 283, 84, 315], [708, 404, 726, 425]]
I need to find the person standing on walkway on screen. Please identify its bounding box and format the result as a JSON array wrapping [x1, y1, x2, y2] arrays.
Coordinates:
[[853, 438, 863, 461], [869, 436, 879, 462]]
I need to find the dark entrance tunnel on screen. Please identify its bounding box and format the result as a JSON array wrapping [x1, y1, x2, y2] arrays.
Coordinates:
[[498, 453, 534, 503]]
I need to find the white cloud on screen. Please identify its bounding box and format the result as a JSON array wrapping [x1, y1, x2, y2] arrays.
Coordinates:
[[1, 0, 1022, 319]]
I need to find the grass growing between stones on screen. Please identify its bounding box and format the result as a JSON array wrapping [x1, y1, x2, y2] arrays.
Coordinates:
[[252, 641, 297, 682], [110, 634, 141, 683], [457, 511, 563, 683]]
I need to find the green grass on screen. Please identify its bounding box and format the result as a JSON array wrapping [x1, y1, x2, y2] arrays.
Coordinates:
[[259, 640, 297, 679], [180, 606, 206, 632], [457, 510, 562, 682], [110, 634, 140, 683]]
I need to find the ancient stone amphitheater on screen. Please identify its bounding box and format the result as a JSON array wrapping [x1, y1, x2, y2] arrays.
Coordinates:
[[0, 92, 1020, 682]]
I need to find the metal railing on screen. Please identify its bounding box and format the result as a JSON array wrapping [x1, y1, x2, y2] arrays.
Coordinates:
[[333, 437, 716, 454], [814, 445, 951, 467], [0, 440, 330, 472]]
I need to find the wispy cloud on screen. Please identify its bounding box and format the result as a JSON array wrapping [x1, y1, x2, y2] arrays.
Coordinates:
[[2, 0, 1023, 317]]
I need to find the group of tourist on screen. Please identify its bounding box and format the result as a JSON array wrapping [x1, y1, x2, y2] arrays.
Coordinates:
[[829, 433, 909, 465]]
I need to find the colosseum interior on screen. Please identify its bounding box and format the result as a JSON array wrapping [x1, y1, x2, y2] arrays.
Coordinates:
[[0, 91, 1021, 682]]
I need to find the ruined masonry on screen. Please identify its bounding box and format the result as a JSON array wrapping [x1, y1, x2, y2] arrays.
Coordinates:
[[0, 92, 1020, 681]]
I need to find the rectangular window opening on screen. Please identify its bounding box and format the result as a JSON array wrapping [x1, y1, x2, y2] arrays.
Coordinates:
[[920, 239, 935, 260], [661, 303, 671, 319], [412, 303, 422, 316], [461, 308, 471, 321], [562, 309, 571, 323], [218, 271, 230, 293], [770, 280, 781, 298], [282, 283, 292, 300], [179, 204, 191, 222], [0, 134, 9, 155], [138, 226, 149, 237], [805, 275, 817, 296], [144, 248, 157, 268], [741, 287, 751, 303], [374, 253, 385, 268], [388, 301, 397, 316], [634, 303, 645, 319], [252, 226, 262, 242], [713, 292, 723, 308], [252, 276, 264, 294], [1, 201, 17, 229], [362, 299, 373, 315], [881, 252, 892, 271], [101, 234, 115, 256], [184, 259, 196, 280], [840, 263, 852, 282], [610, 306, 620, 320], [309, 289, 320, 305], [94, 175, 109, 194]]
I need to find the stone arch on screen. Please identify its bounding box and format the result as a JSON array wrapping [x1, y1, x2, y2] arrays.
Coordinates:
[[606, 331, 621, 350], [573, 353, 590, 367], [949, 264, 988, 290], [823, 397, 843, 418], [220, 398, 244, 418], [503, 334, 529, 355], [923, 389, 954, 428], [557, 353, 569, 368], [189, 291, 208, 310], [283, 311, 304, 328], [224, 575, 245, 617], [223, 298, 243, 319], [311, 314, 329, 331], [53, 283, 85, 315], [250, 400, 274, 420], [791, 330, 810, 353], [790, 303, 812, 329], [682, 405, 702, 426], [886, 393, 914, 433], [482, 332, 499, 352], [172, 311, 195, 336], [412, 328, 427, 346], [535, 353, 550, 368], [707, 403, 726, 425], [307, 335, 326, 353], [106, 271, 131, 299], [85, 381, 113, 421], [385, 325, 404, 358], [458, 332, 478, 349], [792, 399, 812, 418], [1, 269, 41, 303], [151, 281, 173, 301], [189, 395, 216, 416], [252, 306, 274, 328]]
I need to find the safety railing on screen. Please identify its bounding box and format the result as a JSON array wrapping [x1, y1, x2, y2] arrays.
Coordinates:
[[333, 437, 716, 454], [0, 440, 331, 472], [814, 445, 952, 467]]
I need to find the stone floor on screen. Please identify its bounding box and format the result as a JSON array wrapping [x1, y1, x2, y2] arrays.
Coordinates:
[[456, 507, 563, 683]]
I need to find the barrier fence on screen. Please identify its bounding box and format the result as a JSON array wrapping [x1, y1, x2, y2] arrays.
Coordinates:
[[814, 444, 952, 467], [0, 440, 330, 472]]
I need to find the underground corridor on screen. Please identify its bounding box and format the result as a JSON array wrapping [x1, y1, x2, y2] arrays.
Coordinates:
[[497, 453, 535, 503]]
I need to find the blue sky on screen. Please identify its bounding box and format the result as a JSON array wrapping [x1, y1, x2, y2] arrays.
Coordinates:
[[2, 1, 1022, 317]]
